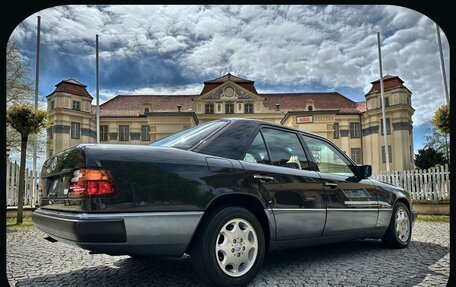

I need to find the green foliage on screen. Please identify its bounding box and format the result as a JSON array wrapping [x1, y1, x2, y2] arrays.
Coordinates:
[[417, 215, 449, 223], [7, 217, 34, 227], [431, 104, 450, 135], [7, 104, 48, 139], [425, 126, 450, 162], [414, 147, 447, 170]]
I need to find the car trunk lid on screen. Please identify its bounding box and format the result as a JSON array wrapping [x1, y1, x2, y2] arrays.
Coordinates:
[[39, 146, 87, 210]]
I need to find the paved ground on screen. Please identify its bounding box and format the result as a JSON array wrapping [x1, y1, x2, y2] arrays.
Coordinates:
[[7, 222, 449, 286]]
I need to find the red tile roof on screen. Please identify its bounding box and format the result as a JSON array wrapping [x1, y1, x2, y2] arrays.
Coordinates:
[[93, 91, 367, 117], [97, 95, 195, 117], [204, 73, 253, 83], [47, 78, 93, 99], [366, 75, 411, 95], [61, 78, 87, 86], [200, 73, 258, 95], [262, 92, 365, 114]]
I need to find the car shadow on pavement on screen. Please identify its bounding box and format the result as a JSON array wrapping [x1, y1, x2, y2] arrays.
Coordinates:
[[15, 239, 449, 287]]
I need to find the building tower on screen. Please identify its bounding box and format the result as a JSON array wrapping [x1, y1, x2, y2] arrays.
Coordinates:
[[46, 78, 96, 157], [362, 75, 415, 172]]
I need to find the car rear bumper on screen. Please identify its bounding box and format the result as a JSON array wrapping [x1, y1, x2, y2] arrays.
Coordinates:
[[32, 208, 204, 257]]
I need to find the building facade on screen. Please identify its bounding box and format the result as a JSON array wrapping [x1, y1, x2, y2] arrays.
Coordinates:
[[46, 74, 414, 172]]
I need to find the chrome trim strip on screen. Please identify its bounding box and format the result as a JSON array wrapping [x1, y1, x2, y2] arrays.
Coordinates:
[[378, 201, 392, 208], [327, 208, 378, 211], [344, 201, 378, 205], [35, 208, 204, 220], [267, 208, 389, 212], [79, 211, 204, 220], [267, 208, 326, 211]]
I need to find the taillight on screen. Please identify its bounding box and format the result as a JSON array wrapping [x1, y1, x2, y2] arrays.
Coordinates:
[[69, 169, 115, 197]]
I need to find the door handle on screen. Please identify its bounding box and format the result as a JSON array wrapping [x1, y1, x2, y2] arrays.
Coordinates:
[[253, 174, 275, 181], [324, 182, 338, 188]]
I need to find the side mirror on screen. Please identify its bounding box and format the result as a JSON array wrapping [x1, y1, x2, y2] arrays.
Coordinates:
[[356, 165, 372, 178]]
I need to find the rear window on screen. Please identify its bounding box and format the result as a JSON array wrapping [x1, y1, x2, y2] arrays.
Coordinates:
[[150, 120, 227, 150]]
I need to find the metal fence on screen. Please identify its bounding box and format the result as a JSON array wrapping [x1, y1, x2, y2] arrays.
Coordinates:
[[6, 160, 40, 207], [372, 164, 450, 202]]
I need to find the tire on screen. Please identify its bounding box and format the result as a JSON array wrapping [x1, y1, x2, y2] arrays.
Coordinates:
[[190, 206, 265, 287], [382, 202, 412, 248]]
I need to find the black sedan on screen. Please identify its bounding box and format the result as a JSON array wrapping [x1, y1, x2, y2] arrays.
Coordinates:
[[33, 118, 415, 287]]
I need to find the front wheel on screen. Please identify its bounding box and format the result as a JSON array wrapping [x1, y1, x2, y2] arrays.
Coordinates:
[[382, 202, 412, 248], [191, 207, 265, 287]]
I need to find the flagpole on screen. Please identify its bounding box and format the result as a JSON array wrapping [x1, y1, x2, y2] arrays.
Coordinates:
[[435, 24, 449, 104], [96, 34, 100, 144], [377, 32, 390, 173], [32, 15, 41, 203]]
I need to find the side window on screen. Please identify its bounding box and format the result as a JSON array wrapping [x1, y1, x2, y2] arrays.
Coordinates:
[[242, 132, 269, 164], [302, 135, 354, 176], [262, 128, 310, 170]]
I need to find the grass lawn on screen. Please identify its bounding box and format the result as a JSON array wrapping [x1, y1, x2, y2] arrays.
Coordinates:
[[6, 217, 34, 227], [417, 214, 450, 223]]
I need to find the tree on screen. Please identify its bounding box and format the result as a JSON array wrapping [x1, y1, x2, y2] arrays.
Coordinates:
[[6, 38, 47, 156], [7, 38, 33, 105], [414, 147, 447, 170], [7, 104, 48, 224], [7, 125, 47, 159], [425, 126, 450, 163], [431, 104, 450, 135]]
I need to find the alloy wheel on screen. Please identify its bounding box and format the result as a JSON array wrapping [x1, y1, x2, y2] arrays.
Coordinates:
[[215, 218, 258, 277]]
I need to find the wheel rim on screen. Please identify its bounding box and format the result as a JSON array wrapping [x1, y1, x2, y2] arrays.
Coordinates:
[[395, 207, 410, 242], [215, 218, 258, 277]]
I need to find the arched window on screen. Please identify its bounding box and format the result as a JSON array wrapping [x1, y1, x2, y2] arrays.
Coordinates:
[[308, 106, 313, 111], [144, 108, 149, 113]]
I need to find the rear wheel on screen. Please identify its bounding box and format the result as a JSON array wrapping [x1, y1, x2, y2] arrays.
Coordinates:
[[382, 202, 412, 248], [191, 207, 265, 287]]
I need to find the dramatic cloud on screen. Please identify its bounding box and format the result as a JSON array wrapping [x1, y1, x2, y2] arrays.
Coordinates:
[[96, 83, 203, 104], [10, 4, 450, 131]]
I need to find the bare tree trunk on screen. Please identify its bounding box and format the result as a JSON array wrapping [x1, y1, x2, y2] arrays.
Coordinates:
[[17, 135, 28, 224]]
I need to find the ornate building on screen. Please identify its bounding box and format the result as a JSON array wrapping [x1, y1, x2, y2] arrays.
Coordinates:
[[46, 73, 414, 172]]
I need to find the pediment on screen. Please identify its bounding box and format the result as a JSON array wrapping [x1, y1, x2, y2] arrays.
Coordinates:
[[198, 81, 262, 101]]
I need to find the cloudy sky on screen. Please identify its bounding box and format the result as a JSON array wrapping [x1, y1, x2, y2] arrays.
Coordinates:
[[9, 5, 450, 166]]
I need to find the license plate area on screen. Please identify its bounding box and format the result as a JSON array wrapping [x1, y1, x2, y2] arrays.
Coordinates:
[[45, 174, 72, 198]]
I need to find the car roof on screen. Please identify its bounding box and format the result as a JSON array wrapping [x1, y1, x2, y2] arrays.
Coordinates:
[[220, 117, 322, 138]]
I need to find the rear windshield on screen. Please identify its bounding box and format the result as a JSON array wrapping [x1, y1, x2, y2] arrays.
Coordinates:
[[150, 120, 228, 150]]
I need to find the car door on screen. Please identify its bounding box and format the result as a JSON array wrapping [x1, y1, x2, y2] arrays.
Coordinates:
[[301, 134, 378, 236], [241, 127, 326, 240], [239, 130, 282, 207]]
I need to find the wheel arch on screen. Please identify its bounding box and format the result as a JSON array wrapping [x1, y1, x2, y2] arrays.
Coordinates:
[[394, 197, 411, 212], [186, 193, 272, 254]]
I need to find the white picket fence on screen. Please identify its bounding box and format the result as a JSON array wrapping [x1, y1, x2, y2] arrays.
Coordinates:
[[371, 164, 450, 202], [4, 158, 451, 206], [6, 160, 40, 207]]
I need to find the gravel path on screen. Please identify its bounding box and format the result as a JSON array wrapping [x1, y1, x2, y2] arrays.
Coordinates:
[[7, 221, 449, 286]]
